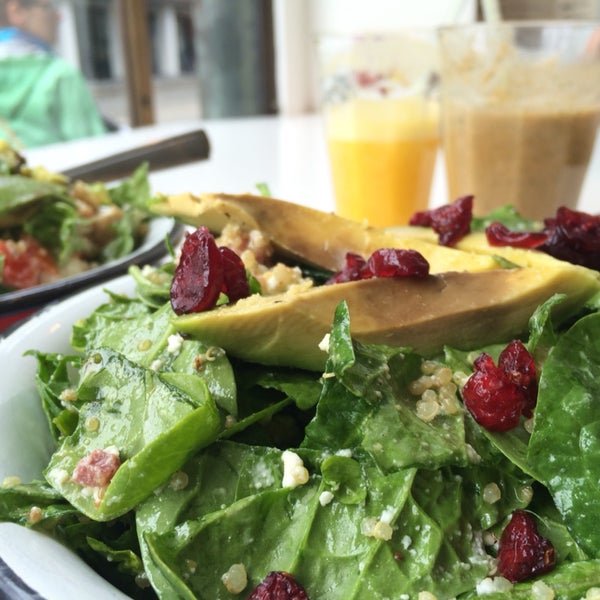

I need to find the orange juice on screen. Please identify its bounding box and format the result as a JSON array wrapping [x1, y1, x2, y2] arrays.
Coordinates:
[[325, 97, 439, 227]]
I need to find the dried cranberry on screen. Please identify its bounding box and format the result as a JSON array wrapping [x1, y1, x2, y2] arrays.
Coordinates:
[[485, 222, 549, 249], [367, 248, 430, 278], [498, 340, 538, 417], [462, 340, 538, 431], [247, 571, 309, 600], [409, 195, 473, 247], [486, 206, 600, 271], [462, 359, 525, 432], [497, 510, 556, 582], [540, 206, 600, 270], [220, 246, 250, 302], [327, 249, 430, 284], [170, 227, 225, 315], [326, 252, 372, 284]]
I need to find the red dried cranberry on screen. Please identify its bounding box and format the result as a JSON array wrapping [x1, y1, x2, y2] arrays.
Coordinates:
[[485, 222, 549, 249], [327, 249, 430, 284], [497, 510, 556, 582], [367, 248, 430, 278], [170, 227, 224, 315], [247, 571, 309, 600], [498, 340, 538, 417], [472, 352, 497, 374], [220, 246, 250, 302], [409, 195, 473, 247], [540, 206, 600, 270], [486, 206, 600, 271], [326, 252, 372, 284], [462, 359, 525, 432], [462, 340, 538, 431]]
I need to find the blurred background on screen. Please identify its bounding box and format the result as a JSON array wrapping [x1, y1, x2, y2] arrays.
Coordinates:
[[52, 0, 600, 130]]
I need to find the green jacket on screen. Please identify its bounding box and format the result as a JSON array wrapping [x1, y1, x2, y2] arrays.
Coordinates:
[[0, 54, 107, 148]]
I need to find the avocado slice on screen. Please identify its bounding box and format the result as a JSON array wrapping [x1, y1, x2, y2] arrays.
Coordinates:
[[150, 192, 500, 274], [172, 267, 600, 371]]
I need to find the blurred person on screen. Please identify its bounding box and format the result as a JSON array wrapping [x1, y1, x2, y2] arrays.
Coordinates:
[[0, 0, 107, 148]]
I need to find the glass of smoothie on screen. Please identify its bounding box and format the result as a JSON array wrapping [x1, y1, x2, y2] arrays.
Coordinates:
[[318, 31, 440, 227], [438, 21, 600, 220]]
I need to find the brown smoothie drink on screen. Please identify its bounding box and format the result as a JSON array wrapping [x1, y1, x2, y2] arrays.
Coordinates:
[[439, 22, 600, 220]]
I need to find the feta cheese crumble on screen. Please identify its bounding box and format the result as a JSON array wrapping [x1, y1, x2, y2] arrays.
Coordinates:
[[319, 490, 334, 506], [167, 333, 184, 354], [281, 450, 309, 488]]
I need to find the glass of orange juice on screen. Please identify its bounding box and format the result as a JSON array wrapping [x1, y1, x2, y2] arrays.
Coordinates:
[[318, 32, 440, 227]]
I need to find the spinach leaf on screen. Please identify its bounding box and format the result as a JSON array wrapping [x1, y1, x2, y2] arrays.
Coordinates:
[[303, 303, 467, 470], [470, 205, 540, 232], [72, 297, 238, 416], [101, 164, 152, 261], [27, 350, 83, 440], [137, 440, 497, 599], [0, 479, 74, 526], [0, 175, 69, 227], [22, 198, 80, 263], [459, 559, 600, 598], [0, 480, 153, 598], [528, 312, 600, 555], [44, 347, 221, 520]]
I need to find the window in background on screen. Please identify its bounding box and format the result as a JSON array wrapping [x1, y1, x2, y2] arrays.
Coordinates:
[[55, 0, 277, 129], [176, 6, 195, 73], [92, 0, 201, 126], [86, 1, 111, 79]]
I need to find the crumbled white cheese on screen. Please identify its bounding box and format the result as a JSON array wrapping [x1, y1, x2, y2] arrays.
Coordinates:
[[476, 576, 513, 594], [104, 445, 120, 457], [531, 580, 555, 600], [379, 506, 395, 524], [48, 468, 70, 485], [319, 490, 334, 506], [281, 450, 309, 488], [167, 333, 184, 354], [335, 448, 353, 458], [318, 333, 330, 353], [150, 359, 164, 372]]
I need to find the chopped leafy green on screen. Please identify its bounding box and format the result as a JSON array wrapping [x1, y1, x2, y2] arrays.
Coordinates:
[[470, 205, 540, 232], [528, 312, 600, 556], [2, 245, 600, 598]]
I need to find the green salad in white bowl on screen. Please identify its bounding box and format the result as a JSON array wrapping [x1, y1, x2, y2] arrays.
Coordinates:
[[1, 193, 600, 599]]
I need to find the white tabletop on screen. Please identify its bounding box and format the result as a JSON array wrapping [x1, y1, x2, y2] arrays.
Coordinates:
[[25, 112, 600, 216]]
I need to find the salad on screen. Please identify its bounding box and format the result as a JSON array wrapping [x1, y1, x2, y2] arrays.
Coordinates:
[[0, 142, 154, 292], [1, 195, 600, 599]]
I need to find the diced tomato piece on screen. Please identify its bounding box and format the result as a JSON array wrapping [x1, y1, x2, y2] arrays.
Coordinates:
[[0, 236, 58, 289]]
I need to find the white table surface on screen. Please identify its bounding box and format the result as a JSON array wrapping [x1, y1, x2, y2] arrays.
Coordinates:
[[25, 112, 600, 216]]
